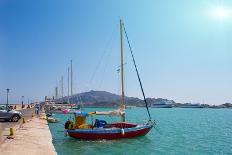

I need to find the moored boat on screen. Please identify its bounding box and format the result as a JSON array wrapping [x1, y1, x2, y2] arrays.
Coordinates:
[[151, 103, 173, 108], [65, 111, 154, 139], [179, 103, 203, 108], [47, 117, 59, 123], [64, 19, 156, 140]]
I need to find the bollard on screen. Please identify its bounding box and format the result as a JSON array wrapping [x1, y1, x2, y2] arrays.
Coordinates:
[[10, 128, 14, 136], [23, 118, 26, 124]]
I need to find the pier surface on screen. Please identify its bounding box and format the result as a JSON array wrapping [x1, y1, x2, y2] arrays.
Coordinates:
[[0, 117, 57, 155]]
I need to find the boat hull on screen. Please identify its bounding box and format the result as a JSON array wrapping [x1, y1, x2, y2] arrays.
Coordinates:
[[67, 124, 153, 139], [151, 105, 172, 108]]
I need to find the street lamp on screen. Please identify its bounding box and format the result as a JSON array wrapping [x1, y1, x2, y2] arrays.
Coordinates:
[[27, 98, 30, 108], [6, 88, 10, 107], [22, 96, 24, 109]]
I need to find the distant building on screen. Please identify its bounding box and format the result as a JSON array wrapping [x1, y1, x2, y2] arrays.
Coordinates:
[[45, 96, 55, 105]]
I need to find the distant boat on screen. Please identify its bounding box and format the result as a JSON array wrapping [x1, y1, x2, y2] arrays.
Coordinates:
[[47, 117, 59, 123], [151, 103, 173, 108], [179, 103, 203, 108], [70, 105, 81, 110], [126, 106, 136, 109]]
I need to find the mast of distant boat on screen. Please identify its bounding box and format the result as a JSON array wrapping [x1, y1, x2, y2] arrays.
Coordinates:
[[68, 67, 70, 104], [71, 60, 73, 104], [55, 86, 58, 102], [61, 76, 64, 103]]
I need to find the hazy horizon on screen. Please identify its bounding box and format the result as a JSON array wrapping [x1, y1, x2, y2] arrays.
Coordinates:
[[1, 0, 232, 105]]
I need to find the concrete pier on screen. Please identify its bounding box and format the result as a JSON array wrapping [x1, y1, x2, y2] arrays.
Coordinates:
[[0, 117, 57, 155], [0, 107, 35, 142]]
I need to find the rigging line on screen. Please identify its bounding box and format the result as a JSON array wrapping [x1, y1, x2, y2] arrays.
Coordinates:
[[57, 67, 68, 100], [122, 23, 152, 121], [89, 24, 118, 85], [78, 93, 83, 105], [76, 86, 83, 105], [97, 28, 117, 90], [70, 70, 82, 105], [97, 44, 114, 90]]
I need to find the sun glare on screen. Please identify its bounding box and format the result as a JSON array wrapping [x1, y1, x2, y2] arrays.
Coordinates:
[[212, 6, 230, 20]]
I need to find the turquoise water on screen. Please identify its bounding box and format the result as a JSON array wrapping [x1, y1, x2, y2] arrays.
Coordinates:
[[48, 108, 232, 155]]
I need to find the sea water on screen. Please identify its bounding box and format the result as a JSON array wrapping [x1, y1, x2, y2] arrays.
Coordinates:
[[48, 108, 232, 155]]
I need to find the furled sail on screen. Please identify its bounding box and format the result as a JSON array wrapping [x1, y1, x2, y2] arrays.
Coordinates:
[[95, 107, 125, 116]]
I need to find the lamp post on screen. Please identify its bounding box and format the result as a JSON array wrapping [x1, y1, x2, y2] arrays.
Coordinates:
[[22, 96, 24, 109], [6, 88, 10, 107], [27, 98, 30, 108]]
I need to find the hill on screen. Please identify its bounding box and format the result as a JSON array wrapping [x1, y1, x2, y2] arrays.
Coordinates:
[[59, 90, 175, 107]]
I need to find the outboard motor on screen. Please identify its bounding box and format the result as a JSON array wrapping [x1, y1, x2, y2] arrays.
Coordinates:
[[65, 120, 74, 129]]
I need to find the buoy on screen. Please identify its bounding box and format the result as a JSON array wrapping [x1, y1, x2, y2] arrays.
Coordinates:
[[10, 128, 14, 136], [23, 118, 25, 123], [121, 128, 125, 136]]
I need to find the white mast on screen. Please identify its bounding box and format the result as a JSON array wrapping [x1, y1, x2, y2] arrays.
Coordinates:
[[61, 76, 64, 103], [55, 86, 58, 101], [68, 67, 70, 104], [71, 60, 73, 104], [120, 19, 126, 122]]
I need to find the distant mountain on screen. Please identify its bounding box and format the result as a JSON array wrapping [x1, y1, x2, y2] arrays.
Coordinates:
[[59, 90, 175, 107], [47, 91, 232, 108]]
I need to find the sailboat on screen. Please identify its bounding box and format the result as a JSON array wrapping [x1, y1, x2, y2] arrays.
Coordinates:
[[64, 19, 155, 139]]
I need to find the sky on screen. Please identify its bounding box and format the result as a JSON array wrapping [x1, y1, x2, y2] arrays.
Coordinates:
[[0, 0, 232, 105]]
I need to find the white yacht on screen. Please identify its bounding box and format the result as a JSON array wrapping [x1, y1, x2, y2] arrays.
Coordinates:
[[151, 103, 173, 108]]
